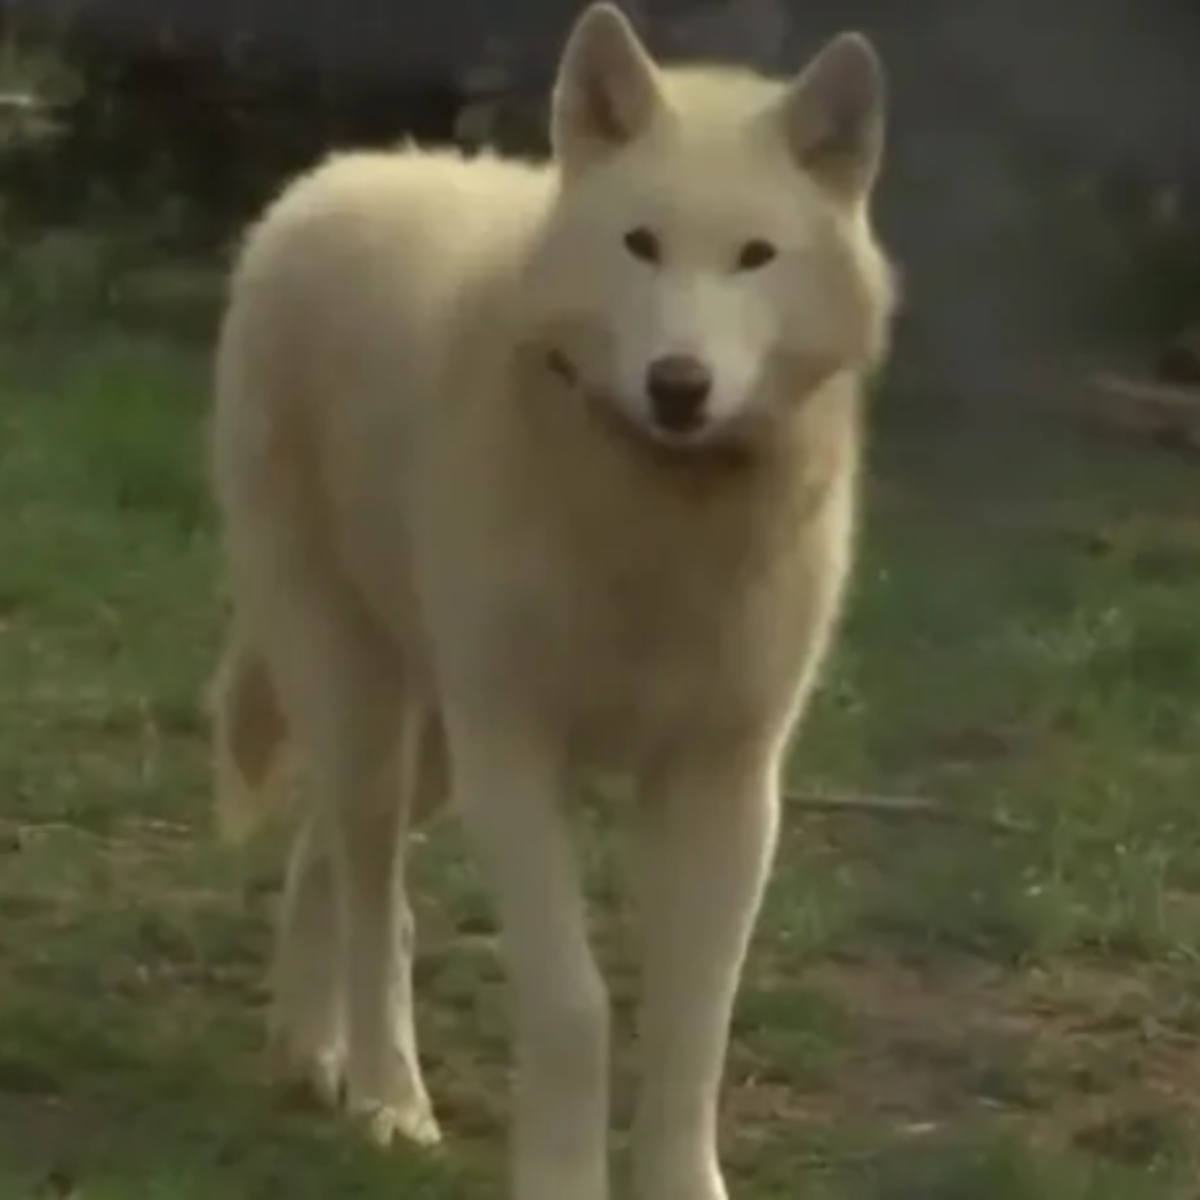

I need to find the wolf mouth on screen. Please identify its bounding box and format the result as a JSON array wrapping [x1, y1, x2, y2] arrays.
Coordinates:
[[545, 346, 766, 475]]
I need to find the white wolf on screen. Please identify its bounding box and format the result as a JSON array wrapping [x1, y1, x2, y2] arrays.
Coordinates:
[[208, 4, 897, 1198]]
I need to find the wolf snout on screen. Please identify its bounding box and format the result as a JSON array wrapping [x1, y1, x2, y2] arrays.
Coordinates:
[[646, 354, 712, 434]]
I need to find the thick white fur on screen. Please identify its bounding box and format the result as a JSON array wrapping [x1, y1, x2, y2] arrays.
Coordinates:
[[209, 4, 897, 1198]]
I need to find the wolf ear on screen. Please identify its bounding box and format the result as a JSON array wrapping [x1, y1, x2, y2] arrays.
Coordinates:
[[551, 3, 663, 170], [777, 32, 885, 200]]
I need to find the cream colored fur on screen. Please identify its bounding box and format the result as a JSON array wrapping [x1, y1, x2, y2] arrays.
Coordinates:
[[208, 4, 897, 1198]]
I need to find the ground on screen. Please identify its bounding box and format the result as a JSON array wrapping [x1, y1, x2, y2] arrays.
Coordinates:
[[1, 246, 1200, 1199]]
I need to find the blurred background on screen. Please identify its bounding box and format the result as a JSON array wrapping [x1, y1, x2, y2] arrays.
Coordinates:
[[0, 0, 1198, 445]]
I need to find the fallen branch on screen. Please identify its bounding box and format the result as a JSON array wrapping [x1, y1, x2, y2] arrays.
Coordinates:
[[1091, 371, 1200, 411], [1082, 372, 1200, 454], [0, 814, 192, 850], [784, 790, 1033, 835]]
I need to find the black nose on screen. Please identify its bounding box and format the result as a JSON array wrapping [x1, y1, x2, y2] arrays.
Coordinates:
[[646, 355, 712, 434]]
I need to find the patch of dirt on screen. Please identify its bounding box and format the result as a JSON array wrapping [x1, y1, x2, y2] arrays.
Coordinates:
[[0, 1093, 114, 1180], [725, 949, 1200, 1163]]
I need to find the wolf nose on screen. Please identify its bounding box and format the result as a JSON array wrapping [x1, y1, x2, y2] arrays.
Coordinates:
[[646, 355, 712, 433]]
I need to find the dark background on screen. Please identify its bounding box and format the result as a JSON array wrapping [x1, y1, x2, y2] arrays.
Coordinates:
[[2, 0, 1198, 441]]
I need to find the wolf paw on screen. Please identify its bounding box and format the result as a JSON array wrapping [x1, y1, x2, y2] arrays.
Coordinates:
[[266, 1035, 346, 1111], [351, 1097, 443, 1148]]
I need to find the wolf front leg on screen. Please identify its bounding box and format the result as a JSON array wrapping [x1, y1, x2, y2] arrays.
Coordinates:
[[447, 713, 611, 1200], [631, 745, 783, 1200]]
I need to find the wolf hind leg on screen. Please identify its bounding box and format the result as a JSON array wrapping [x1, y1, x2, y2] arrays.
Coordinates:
[[256, 578, 440, 1147]]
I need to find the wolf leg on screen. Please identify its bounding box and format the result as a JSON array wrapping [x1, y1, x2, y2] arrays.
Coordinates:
[[261, 589, 439, 1148], [631, 746, 783, 1200], [447, 709, 610, 1200]]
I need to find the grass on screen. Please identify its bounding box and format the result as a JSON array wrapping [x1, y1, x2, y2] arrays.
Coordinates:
[[2, 254, 1200, 1199]]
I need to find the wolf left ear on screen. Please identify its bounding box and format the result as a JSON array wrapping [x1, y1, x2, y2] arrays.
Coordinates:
[[551, 2, 664, 170], [778, 32, 885, 200]]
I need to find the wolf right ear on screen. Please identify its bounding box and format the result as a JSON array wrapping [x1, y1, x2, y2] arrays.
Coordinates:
[[778, 32, 886, 201], [551, 3, 663, 171]]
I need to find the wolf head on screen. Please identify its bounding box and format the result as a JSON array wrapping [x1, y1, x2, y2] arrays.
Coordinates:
[[520, 2, 898, 451]]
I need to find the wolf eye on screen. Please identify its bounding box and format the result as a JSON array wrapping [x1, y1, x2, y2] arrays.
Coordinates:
[[736, 239, 778, 271], [623, 227, 661, 264]]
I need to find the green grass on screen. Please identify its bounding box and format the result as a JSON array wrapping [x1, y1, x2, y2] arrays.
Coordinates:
[[3, 273, 1200, 1198]]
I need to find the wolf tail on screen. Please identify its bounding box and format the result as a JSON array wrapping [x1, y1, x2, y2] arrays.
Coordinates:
[[210, 636, 290, 845]]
